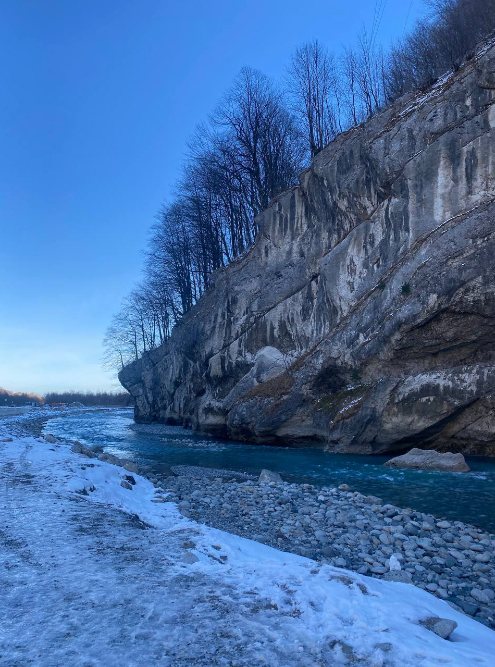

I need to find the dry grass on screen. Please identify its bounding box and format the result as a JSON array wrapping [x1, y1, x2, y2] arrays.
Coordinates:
[[242, 372, 294, 402]]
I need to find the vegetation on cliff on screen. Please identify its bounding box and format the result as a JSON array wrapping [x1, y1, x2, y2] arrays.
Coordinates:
[[105, 0, 495, 372]]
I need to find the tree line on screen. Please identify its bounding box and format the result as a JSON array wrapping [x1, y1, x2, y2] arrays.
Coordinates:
[[104, 0, 495, 372], [0, 388, 130, 407], [43, 391, 132, 407], [0, 387, 43, 406]]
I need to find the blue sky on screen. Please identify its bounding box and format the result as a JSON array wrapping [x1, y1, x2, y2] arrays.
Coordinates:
[[0, 0, 425, 394]]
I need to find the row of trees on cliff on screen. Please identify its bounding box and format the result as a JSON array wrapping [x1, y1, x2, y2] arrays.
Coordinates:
[[104, 0, 495, 372]]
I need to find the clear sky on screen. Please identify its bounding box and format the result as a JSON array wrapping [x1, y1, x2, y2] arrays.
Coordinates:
[[0, 0, 425, 395]]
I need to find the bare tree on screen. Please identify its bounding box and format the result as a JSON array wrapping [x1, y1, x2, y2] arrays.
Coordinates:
[[104, 0, 495, 374], [286, 40, 339, 157], [213, 67, 304, 214]]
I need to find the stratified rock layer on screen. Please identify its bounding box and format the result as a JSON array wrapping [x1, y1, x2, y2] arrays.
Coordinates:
[[120, 39, 495, 456]]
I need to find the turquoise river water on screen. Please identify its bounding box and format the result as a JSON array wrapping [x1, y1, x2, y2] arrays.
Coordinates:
[[46, 408, 495, 533]]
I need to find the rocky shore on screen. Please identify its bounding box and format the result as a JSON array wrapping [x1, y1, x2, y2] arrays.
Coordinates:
[[158, 469, 495, 629], [7, 411, 495, 630]]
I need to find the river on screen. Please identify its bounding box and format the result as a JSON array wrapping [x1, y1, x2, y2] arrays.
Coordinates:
[[45, 408, 495, 533]]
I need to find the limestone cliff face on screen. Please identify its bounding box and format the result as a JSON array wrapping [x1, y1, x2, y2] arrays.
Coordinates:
[[120, 39, 495, 456]]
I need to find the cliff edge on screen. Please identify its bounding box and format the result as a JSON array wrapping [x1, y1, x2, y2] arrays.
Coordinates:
[[120, 38, 495, 456]]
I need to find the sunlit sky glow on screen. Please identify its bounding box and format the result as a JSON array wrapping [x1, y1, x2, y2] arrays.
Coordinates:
[[0, 0, 425, 394]]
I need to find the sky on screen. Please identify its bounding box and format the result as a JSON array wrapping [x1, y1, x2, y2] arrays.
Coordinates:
[[0, 0, 426, 395]]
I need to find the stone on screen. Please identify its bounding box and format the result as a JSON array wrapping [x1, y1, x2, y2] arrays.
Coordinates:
[[119, 40, 495, 458], [321, 546, 338, 557], [98, 452, 121, 465], [460, 600, 480, 616], [471, 588, 491, 604], [180, 552, 199, 564], [120, 480, 133, 490], [474, 553, 490, 563], [122, 475, 136, 486], [338, 484, 350, 491], [71, 442, 94, 457], [482, 588, 495, 601], [122, 460, 140, 474], [420, 617, 458, 640], [382, 571, 413, 583], [259, 469, 283, 484], [437, 521, 451, 529], [375, 643, 392, 652], [364, 495, 383, 505], [1, 437, 13, 442], [384, 449, 470, 473], [44, 434, 57, 444]]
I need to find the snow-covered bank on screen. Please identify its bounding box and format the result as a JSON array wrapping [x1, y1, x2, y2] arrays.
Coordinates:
[[1, 425, 494, 666]]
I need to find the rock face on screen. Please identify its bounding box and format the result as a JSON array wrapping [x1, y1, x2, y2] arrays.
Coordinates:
[[384, 448, 471, 472], [120, 38, 495, 456]]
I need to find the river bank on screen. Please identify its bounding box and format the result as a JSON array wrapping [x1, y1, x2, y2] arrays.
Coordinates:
[[3, 418, 495, 664], [161, 468, 495, 628], [5, 408, 495, 629], [43, 409, 495, 533]]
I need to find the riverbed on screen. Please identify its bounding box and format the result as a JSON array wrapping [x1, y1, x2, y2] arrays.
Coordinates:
[[45, 408, 495, 533]]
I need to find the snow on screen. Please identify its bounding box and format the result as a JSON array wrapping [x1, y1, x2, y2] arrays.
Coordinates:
[[1, 422, 494, 666], [398, 38, 494, 119]]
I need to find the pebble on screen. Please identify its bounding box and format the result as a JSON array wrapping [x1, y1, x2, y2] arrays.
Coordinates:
[[158, 471, 495, 628], [11, 414, 495, 630]]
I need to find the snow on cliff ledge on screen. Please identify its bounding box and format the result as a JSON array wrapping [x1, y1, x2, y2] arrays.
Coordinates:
[[1, 424, 494, 665]]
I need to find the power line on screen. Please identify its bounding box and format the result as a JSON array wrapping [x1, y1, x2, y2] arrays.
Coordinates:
[[370, 0, 388, 49], [402, 0, 414, 38]]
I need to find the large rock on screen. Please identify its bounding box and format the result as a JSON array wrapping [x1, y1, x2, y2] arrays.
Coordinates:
[[120, 38, 495, 457], [384, 448, 470, 472], [420, 617, 458, 640], [258, 469, 283, 484]]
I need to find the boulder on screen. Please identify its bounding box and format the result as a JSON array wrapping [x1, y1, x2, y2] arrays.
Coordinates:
[[71, 442, 95, 458], [258, 469, 283, 483], [1, 437, 13, 442], [420, 617, 458, 640], [180, 552, 199, 564], [122, 474, 136, 486], [384, 448, 470, 472], [44, 434, 57, 444], [98, 452, 121, 465], [120, 480, 133, 490], [121, 460, 140, 474]]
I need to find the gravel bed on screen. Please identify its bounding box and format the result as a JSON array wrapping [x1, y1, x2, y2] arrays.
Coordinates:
[[160, 473, 495, 628], [7, 413, 495, 628], [170, 465, 256, 480]]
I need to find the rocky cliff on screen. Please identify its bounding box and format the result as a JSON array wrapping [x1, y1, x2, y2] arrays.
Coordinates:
[[120, 38, 495, 456]]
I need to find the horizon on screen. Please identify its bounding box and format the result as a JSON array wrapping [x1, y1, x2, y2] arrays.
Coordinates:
[[0, 0, 426, 394]]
